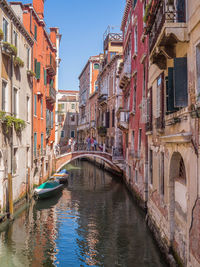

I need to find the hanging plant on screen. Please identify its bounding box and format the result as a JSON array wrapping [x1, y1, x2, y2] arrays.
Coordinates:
[[0, 29, 4, 41], [2, 42, 17, 56], [1, 115, 26, 134], [27, 70, 36, 77], [0, 111, 6, 121], [14, 57, 24, 68], [14, 118, 26, 133]]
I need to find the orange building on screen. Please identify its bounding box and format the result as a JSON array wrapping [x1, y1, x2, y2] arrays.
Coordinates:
[[11, 0, 59, 184]]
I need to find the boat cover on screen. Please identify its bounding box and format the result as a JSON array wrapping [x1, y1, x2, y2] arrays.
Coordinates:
[[38, 181, 59, 189]]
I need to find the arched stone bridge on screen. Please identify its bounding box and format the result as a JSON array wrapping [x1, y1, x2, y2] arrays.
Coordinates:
[[55, 151, 123, 173]]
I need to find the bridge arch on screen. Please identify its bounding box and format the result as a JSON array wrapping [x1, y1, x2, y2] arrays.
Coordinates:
[[56, 151, 122, 173]]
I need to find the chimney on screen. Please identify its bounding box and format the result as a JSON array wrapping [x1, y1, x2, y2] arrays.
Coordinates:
[[33, 0, 44, 19]]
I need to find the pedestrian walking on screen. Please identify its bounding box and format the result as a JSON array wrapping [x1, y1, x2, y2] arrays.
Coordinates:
[[94, 138, 97, 151], [91, 136, 94, 151], [86, 136, 91, 151]]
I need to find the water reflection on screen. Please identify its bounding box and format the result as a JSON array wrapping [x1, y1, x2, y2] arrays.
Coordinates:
[[0, 160, 167, 267]]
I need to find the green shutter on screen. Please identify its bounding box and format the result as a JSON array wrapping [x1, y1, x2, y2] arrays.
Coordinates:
[[174, 57, 188, 107], [34, 133, 37, 156], [36, 62, 41, 79], [34, 59, 37, 73], [34, 25, 37, 40], [166, 68, 179, 114], [44, 68, 47, 85]]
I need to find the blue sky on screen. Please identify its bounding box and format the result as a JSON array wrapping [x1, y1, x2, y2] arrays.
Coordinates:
[[11, 0, 125, 91]]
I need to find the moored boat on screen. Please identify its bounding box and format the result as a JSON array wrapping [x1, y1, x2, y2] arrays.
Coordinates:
[[53, 170, 69, 184], [34, 181, 63, 199]]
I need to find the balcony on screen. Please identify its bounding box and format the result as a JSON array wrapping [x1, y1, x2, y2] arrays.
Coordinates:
[[146, 121, 153, 132], [155, 117, 165, 131], [103, 32, 123, 50], [33, 149, 46, 159], [46, 54, 56, 76], [119, 56, 131, 90], [117, 110, 129, 131], [46, 86, 56, 103], [98, 94, 108, 105], [146, 0, 188, 69], [97, 126, 107, 137]]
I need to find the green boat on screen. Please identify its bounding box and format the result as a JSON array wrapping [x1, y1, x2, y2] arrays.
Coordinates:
[[34, 181, 64, 199]]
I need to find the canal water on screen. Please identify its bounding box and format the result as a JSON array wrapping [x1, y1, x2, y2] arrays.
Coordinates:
[[0, 160, 167, 267]]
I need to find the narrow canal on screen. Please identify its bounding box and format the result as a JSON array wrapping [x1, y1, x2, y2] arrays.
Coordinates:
[[0, 160, 167, 267]]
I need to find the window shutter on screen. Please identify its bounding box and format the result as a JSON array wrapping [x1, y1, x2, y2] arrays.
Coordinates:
[[36, 62, 41, 79], [34, 59, 37, 74], [174, 57, 188, 107], [106, 111, 109, 128], [166, 68, 179, 113], [34, 25, 37, 40], [44, 69, 47, 85], [112, 109, 115, 127]]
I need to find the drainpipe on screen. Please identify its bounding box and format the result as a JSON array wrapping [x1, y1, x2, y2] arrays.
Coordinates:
[[8, 22, 14, 217]]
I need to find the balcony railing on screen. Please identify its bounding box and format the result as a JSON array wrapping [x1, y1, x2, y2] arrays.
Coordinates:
[[103, 33, 123, 50], [119, 56, 131, 90], [117, 110, 129, 131], [33, 149, 46, 159], [46, 87, 56, 103], [46, 54, 56, 76], [98, 94, 108, 105], [147, 0, 186, 52], [155, 117, 165, 130]]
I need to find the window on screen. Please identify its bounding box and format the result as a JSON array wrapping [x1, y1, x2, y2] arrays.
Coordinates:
[[149, 150, 153, 184], [110, 52, 116, 59], [134, 25, 138, 54], [13, 148, 18, 174], [27, 96, 30, 121], [126, 133, 129, 148], [13, 88, 18, 117], [196, 45, 200, 97], [94, 63, 99, 70], [132, 0, 137, 9], [133, 77, 137, 111], [112, 109, 115, 127], [71, 103, 75, 109], [27, 47, 30, 69], [41, 98, 43, 118], [135, 170, 138, 183], [34, 133, 37, 157], [34, 24, 37, 41], [95, 81, 98, 91], [160, 152, 164, 196], [138, 129, 142, 152], [143, 63, 146, 98], [71, 115, 75, 122], [61, 130, 64, 138], [13, 30, 18, 49], [44, 68, 47, 85], [2, 80, 7, 111], [34, 94, 37, 116], [51, 111, 54, 129], [41, 133, 43, 153], [61, 104, 64, 110], [71, 130, 75, 138], [132, 131, 135, 148], [156, 76, 162, 118], [3, 18, 8, 42]]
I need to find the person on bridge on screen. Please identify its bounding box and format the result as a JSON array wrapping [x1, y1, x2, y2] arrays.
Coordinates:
[[94, 138, 97, 151], [86, 136, 91, 151], [91, 136, 94, 151]]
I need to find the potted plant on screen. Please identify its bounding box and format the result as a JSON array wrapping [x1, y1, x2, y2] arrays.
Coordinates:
[[14, 57, 24, 68], [0, 29, 4, 41], [27, 70, 36, 77]]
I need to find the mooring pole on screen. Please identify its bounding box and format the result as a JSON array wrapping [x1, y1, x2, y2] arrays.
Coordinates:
[[8, 173, 13, 217]]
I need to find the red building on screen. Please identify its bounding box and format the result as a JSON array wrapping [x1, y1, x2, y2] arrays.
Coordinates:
[[119, 0, 148, 205], [11, 0, 59, 184]]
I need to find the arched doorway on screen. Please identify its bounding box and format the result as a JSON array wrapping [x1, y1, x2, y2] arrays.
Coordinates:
[[169, 152, 187, 262]]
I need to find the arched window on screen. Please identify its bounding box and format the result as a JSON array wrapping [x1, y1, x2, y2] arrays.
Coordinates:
[[94, 63, 99, 70]]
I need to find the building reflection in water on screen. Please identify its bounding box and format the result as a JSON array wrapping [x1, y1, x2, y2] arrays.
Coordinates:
[[0, 159, 167, 267]]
